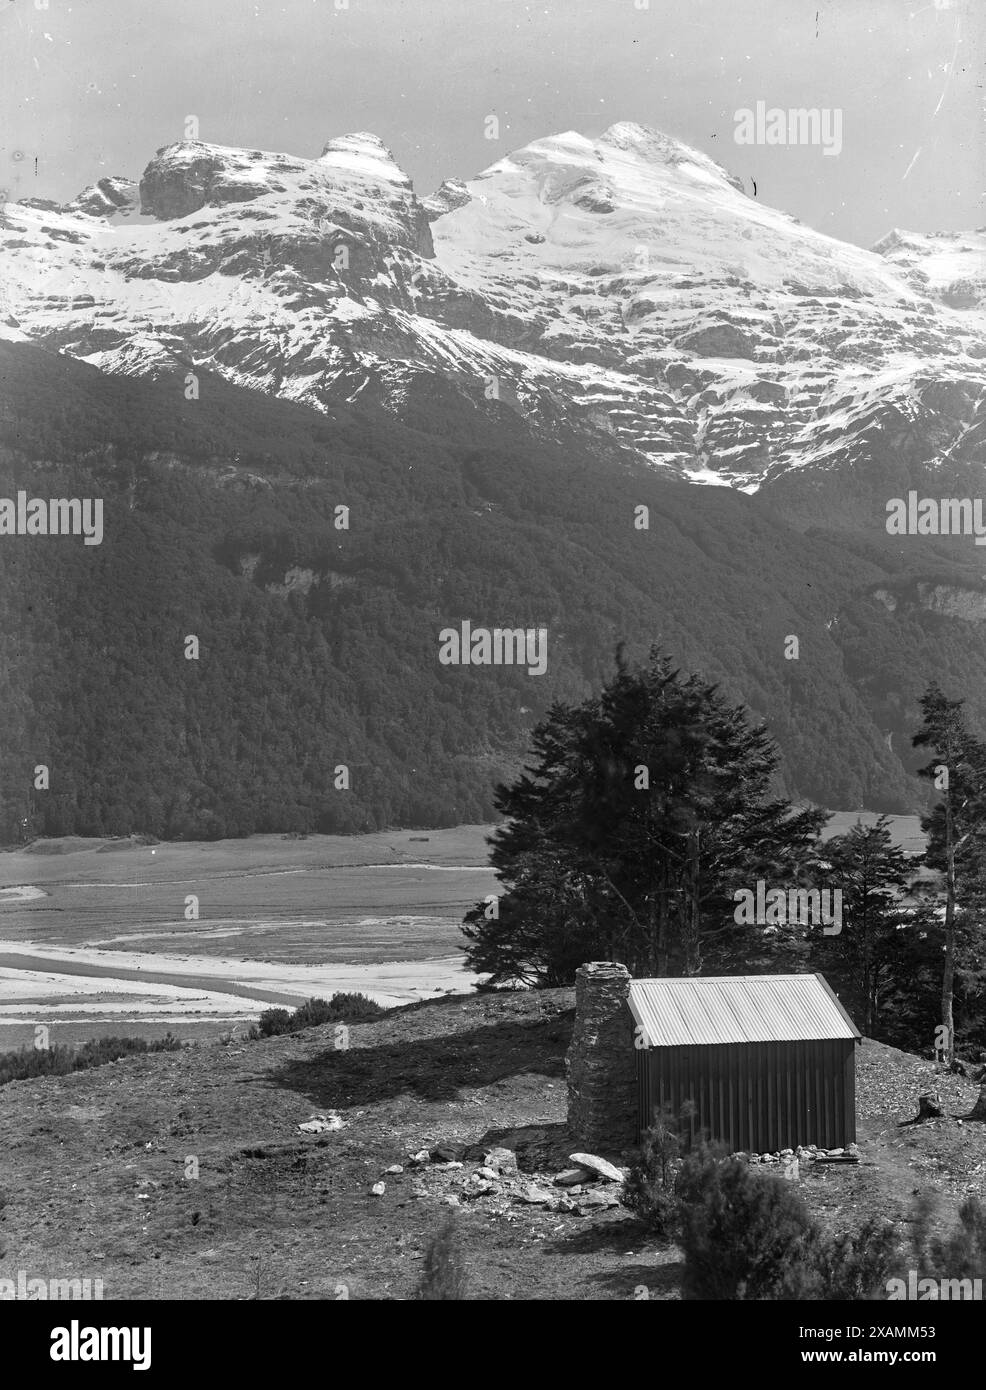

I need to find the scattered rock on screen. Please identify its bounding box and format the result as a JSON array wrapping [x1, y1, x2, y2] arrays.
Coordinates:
[[383, 1164, 403, 1175], [553, 1167, 595, 1187], [484, 1147, 519, 1175], [575, 1189, 620, 1213], [408, 1149, 431, 1165], [298, 1113, 345, 1133], [568, 1152, 624, 1184], [429, 1142, 464, 1163], [370, 1182, 386, 1197], [477, 1166, 498, 1181], [516, 1184, 555, 1205]]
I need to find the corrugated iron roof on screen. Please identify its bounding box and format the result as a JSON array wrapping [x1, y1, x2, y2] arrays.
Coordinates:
[[627, 973, 860, 1047]]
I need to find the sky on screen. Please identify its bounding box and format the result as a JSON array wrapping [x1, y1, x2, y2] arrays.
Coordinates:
[[0, 0, 981, 249]]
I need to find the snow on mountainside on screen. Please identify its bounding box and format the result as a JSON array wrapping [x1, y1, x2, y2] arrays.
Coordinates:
[[872, 228, 986, 310], [1, 122, 984, 496]]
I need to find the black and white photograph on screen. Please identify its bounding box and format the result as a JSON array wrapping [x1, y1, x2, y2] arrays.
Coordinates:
[[0, 0, 984, 1351]]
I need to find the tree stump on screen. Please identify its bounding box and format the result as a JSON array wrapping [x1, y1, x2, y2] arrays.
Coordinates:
[[965, 1080, 986, 1122], [913, 1090, 944, 1122]]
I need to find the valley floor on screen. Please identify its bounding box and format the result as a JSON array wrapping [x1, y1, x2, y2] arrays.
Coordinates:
[[0, 826, 497, 1043]]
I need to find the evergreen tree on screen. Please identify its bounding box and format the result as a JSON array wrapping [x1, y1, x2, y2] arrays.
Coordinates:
[[912, 684, 986, 1063], [807, 818, 933, 1040], [463, 646, 828, 985]]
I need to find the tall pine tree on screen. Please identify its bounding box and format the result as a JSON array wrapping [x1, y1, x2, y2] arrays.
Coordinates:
[[912, 683, 986, 1063]]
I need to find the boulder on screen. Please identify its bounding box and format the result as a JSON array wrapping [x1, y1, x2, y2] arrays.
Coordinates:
[[568, 1152, 624, 1184]]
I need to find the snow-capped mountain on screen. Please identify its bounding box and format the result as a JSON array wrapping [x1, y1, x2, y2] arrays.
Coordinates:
[[2, 122, 984, 496]]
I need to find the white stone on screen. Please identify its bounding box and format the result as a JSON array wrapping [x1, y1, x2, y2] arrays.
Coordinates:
[[568, 1152, 625, 1183]]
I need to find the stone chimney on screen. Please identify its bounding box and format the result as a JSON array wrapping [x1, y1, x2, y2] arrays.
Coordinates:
[[566, 961, 636, 1152]]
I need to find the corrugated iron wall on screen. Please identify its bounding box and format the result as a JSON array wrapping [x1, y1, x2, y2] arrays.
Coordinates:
[[637, 1038, 856, 1152]]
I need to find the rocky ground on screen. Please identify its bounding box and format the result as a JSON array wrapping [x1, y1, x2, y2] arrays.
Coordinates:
[[0, 988, 983, 1300]]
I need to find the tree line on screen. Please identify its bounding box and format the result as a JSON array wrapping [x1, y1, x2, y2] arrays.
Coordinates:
[[463, 646, 986, 1060]]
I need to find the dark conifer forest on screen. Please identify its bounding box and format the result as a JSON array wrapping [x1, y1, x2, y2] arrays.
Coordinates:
[[3, 339, 985, 840]]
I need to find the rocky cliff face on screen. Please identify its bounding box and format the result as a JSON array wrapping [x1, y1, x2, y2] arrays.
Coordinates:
[[2, 122, 984, 503], [65, 177, 140, 220], [874, 582, 986, 623]]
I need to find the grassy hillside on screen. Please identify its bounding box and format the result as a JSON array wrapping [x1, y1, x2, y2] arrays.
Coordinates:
[[0, 987, 982, 1300]]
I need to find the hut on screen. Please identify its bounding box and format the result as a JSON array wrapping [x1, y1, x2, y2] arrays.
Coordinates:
[[566, 963, 860, 1154], [630, 972, 860, 1151]]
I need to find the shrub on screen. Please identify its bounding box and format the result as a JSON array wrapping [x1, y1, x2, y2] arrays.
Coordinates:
[[416, 1216, 468, 1300], [676, 1149, 819, 1299], [257, 993, 386, 1037], [256, 1008, 294, 1038], [906, 1193, 986, 1289], [675, 1148, 901, 1300], [622, 1106, 689, 1238], [804, 1220, 903, 1300], [0, 1033, 181, 1087], [292, 994, 384, 1027]]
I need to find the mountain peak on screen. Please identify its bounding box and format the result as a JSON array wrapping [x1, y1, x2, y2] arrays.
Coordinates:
[[597, 120, 744, 191], [473, 122, 744, 202], [318, 132, 411, 186], [139, 140, 305, 219]]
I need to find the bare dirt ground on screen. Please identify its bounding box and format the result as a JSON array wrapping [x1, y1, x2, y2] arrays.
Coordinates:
[[0, 985, 981, 1301]]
